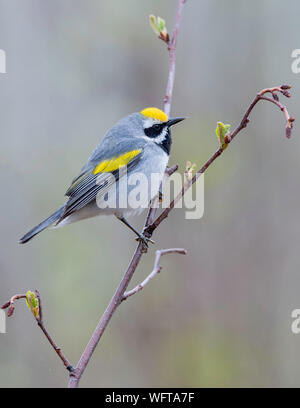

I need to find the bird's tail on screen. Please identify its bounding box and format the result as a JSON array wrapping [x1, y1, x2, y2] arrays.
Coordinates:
[[19, 206, 65, 244]]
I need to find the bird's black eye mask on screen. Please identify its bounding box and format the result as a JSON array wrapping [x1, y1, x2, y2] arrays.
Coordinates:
[[144, 123, 166, 138], [144, 123, 172, 155]]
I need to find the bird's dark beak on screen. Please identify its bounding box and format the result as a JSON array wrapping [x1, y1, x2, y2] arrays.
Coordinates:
[[167, 117, 185, 127]]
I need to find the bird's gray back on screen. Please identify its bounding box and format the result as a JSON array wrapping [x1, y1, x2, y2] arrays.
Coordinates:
[[87, 113, 146, 167]]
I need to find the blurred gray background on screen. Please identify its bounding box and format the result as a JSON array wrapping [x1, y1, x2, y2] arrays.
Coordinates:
[[0, 0, 299, 387]]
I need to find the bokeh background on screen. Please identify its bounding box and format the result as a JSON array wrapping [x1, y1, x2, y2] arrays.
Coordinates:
[[0, 0, 300, 387]]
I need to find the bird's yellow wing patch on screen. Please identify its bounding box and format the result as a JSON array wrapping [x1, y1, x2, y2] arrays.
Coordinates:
[[140, 107, 168, 122], [93, 149, 142, 174]]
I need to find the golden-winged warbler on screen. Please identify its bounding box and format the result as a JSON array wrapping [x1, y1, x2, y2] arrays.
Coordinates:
[[20, 107, 184, 249]]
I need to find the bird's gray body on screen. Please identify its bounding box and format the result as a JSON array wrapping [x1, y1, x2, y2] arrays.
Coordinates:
[[59, 136, 168, 225], [60, 113, 169, 223], [20, 112, 172, 243]]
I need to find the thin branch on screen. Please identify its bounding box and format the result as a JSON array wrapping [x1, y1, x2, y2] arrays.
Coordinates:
[[2, 0, 294, 389], [68, 245, 146, 388], [145, 84, 294, 234], [122, 248, 187, 301], [1, 290, 73, 372], [68, 0, 187, 388], [164, 0, 185, 116]]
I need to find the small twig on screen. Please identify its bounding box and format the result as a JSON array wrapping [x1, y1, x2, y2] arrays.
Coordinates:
[[144, 164, 179, 224], [164, 0, 185, 117], [146, 84, 294, 234], [34, 290, 74, 372], [122, 248, 187, 301], [1, 290, 74, 372]]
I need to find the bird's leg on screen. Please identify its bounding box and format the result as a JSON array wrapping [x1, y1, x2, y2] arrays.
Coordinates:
[[115, 215, 155, 253]]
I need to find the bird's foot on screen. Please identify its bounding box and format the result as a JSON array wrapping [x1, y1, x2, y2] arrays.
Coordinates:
[[135, 234, 155, 253]]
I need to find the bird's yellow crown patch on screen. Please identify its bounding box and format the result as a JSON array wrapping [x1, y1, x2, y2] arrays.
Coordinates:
[[140, 107, 168, 122], [93, 149, 142, 174]]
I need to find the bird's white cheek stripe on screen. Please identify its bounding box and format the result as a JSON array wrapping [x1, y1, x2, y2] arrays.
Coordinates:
[[153, 127, 168, 144], [142, 127, 168, 144]]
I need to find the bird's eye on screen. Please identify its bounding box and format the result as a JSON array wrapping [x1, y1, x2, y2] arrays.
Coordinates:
[[153, 124, 161, 132]]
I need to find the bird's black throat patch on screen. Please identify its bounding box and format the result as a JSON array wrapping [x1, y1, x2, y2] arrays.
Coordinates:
[[144, 124, 172, 155]]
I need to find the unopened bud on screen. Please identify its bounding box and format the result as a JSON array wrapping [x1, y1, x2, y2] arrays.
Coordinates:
[[7, 304, 15, 317], [280, 85, 291, 90]]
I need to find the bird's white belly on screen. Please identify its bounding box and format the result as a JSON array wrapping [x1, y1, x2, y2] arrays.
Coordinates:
[[109, 147, 169, 217]]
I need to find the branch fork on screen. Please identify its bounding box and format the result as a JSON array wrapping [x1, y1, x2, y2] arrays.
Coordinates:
[[69, 78, 294, 386], [122, 248, 187, 301]]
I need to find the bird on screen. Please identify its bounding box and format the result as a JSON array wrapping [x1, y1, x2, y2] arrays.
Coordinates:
[[19, 107, 184, 249]]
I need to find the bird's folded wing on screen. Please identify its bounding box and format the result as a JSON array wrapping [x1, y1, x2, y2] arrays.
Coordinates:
[[59, 149, 142, 221]]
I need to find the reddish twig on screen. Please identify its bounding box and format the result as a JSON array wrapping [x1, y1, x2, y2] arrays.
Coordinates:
[[1, 294, 26, 317], [145, 84, 294, 234], [1, 290, 73, 372], [35, 290, 74, 372], [122, 248, 187, 301], [4, 0, 293, 389], [164, 0, 185, 117]]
